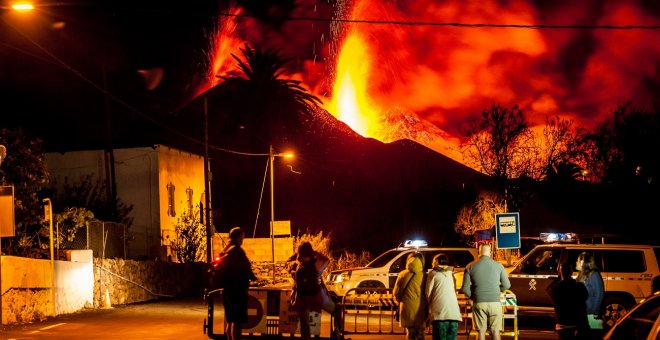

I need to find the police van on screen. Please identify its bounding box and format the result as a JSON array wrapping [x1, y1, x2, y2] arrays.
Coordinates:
[[325, 240, 478, 297], [509, 243, 660, 328]]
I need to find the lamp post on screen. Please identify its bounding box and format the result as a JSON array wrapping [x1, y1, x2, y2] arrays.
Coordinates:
[[268, 145, 293, 284], [0, 144, 5, 325], [42, 198, 56, 316]]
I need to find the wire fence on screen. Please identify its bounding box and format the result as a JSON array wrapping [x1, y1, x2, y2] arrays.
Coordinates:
[[58, 220, 127, 259]]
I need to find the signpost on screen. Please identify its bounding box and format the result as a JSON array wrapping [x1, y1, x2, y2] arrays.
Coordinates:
[[495, 212, 521, 249]]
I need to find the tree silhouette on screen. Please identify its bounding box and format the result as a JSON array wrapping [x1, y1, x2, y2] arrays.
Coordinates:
[[586, 104, 659, 185], [216, 44, 322, 147], [538, 115, 589, 183], [0, 129, 50, 256], [461, 105, 535, 181]]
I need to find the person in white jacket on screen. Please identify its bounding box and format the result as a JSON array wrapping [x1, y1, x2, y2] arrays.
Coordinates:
[[426, 253, 463, 340]]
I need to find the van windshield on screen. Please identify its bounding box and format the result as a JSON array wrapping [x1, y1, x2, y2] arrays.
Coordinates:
[[366, 250, 401, 268]]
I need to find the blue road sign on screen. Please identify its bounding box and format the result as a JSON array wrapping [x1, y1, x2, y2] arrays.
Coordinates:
[[495, 213, 520, 249]]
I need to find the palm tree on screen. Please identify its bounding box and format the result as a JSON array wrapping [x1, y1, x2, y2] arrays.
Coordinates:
[[216, 44, 322, 147]]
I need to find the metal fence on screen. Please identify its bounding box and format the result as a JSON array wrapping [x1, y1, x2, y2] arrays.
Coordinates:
[[58, 220, 127, 259]]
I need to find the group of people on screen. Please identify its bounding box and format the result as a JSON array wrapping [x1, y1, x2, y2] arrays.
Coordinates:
[[393, 243, 510, 340], [394, 243, 604, 340], [215, 229, 604, 340], [214, 226, 342, 340], [547, 252, 605, 339]]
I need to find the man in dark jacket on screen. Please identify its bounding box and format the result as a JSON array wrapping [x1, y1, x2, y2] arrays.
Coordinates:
[[221, 227, 256, 340], [547, 262, 590, 339]]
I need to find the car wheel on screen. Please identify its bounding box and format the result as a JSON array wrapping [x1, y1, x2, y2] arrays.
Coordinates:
[[601, 295, 634, 329]]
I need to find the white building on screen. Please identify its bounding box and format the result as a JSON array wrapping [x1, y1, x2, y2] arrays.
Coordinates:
[[46, 145, 206, 260]]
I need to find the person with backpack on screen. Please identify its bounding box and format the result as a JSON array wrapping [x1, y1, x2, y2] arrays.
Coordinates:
[[292, 242, 342, 340]]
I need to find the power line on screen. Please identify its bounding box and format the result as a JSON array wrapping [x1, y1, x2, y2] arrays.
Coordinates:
[[218, 12, 660, 30], [1, 16, 273, 158]]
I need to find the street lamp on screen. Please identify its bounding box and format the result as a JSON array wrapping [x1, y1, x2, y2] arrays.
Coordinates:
[[11, 2, 34, 11], [0, 144, 5, 325], [269, 145, 293, 283]]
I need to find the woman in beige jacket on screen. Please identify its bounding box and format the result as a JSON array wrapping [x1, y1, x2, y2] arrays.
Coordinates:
[[393, 253, 428, 340]]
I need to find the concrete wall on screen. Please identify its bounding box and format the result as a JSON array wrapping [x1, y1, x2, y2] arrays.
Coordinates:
[[212, 234, 294, 262], [0, 236, 297, 325], [156, 146, 205, 261], [112, 147, 159, 260], [1, 250, 94, 325], [0, 251, 206, 325], [56, 250, 94, 314]]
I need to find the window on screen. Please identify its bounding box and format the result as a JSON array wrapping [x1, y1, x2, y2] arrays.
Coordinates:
[[167, 183, 176, 217], [519, 248, 562, 275], [186, 187, 193, 217], [565, 249, 603, 272], [603, 250, 646, 273]]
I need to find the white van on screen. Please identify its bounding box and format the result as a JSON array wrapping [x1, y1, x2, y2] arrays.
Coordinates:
[[325, 240, 478, 297], [509, 243, 660, 328]]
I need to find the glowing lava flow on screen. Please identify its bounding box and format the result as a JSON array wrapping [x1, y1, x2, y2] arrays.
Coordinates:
[[196, 6, 243, 97], [326, 33, 382, 138]]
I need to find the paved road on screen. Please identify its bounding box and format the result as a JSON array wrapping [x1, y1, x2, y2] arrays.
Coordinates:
[[1, 297, 559, 339]]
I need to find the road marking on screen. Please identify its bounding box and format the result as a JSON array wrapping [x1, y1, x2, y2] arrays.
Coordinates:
[[29, 322, 66, 333]]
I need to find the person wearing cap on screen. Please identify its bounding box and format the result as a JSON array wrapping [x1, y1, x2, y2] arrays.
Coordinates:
[[461, 243, 510, 340], [220, 227, 256, 340]]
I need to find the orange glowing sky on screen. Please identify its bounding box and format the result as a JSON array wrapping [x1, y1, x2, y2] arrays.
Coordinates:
[[203, 0, 660, 163]]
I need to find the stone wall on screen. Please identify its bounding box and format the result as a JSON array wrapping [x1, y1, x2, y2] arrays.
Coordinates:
[[1, 237, 298, 325], [2, 288, 51, 325], [93, 258, 206, 307]]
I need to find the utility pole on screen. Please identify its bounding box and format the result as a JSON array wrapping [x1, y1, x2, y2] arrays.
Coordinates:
[[43, 198, 56, 316], [0, 144, 6, 325], [269, 145, 276, 283], [204, 97, 213, 263]]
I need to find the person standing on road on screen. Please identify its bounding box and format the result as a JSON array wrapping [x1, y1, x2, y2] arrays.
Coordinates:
[[576, 252, 604, 338], [547, 261, 590, 340], [461, 243, 511, 340], [393, 252, 428, 340], [221, 227, 256, 340], [426, 253, 462, 340], [292, 242, 343, 340]]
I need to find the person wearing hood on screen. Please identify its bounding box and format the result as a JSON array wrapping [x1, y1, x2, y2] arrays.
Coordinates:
[[426, 253, 462, 340], [393, 252, 428, 340]]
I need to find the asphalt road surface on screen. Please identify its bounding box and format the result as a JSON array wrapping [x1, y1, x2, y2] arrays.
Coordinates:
[[1, 297, 559, 339]]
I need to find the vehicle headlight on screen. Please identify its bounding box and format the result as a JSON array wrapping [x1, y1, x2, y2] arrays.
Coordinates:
[[331, 272, 350, 283]]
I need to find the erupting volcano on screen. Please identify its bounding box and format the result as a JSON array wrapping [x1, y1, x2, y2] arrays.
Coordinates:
[[200, 0, 660, 166]]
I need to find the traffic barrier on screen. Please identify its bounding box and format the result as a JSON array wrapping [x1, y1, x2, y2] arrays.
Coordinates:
[[341, 288, 402, 335], [202, 287, 324, 339]]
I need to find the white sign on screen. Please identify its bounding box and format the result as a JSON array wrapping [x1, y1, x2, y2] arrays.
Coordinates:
[[272, 220, 291, 236], [279, 290, 320, 335], [0, 186, 15, 237], [499, 215, 517, 234]]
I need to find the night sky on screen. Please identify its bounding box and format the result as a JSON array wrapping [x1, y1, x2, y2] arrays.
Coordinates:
[[1, 0, 659, 251], [2, 0, 659, 151]]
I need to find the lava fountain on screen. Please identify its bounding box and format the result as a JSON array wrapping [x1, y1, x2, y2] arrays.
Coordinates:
[[325, 32, 382, 137]]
